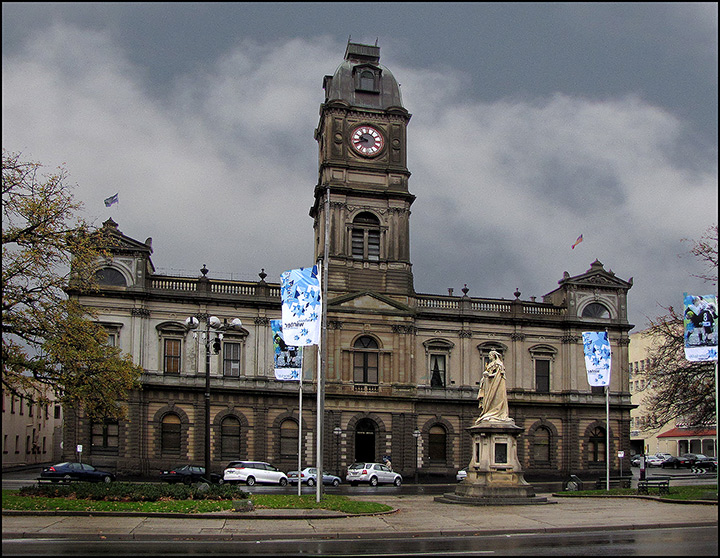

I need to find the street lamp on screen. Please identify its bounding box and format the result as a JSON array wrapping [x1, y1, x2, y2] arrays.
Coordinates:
[[413, 429, 421, 484], [186, 312, 242, 478], [333, 427, 342, 476]]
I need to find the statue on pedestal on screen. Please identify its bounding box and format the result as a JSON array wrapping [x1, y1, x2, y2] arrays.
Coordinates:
[[476, 350, 512, 423]]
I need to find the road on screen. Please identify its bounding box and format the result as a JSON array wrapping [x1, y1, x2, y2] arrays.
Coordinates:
[[3, 526, 717, 556]]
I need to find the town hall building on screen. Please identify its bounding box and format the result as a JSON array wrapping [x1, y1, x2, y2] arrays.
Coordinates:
[[65, 42, 635, 482]]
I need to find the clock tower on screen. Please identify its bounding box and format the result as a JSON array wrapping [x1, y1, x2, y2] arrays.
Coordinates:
[[311, 42, 415, 300]]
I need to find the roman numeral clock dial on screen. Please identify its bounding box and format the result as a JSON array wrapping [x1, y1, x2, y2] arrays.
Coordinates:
[[350, 125, 385, 156]]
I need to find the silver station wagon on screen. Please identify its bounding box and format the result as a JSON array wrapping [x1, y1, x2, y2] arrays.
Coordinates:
[[346, 462, 402, 486]]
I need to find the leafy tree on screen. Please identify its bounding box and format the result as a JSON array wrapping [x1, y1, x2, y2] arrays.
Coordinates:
[[2, 150, 142, 419], [641, 224, 717, 429]]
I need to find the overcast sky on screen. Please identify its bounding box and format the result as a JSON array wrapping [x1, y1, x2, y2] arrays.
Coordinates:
[[3, 2, 717, 332]]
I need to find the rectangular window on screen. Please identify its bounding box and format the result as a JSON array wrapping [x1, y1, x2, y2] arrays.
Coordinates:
[[430, 354, 446, 387], [223, 342, 242, 377], [353, 352, 378, 384], [164, 339, 181, 374], [351, 229, 364, 259], [367, 230, 380, 261], [535, 359, 550, 392], [91, 420, 119, 453], [54, 405, 61, 420]]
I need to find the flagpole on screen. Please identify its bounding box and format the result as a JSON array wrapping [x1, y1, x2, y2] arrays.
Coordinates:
[[316, 184, 330, 504], [606, 384, 610, 491], [606, 328, 610, 491], [298, 371, 303, 497]]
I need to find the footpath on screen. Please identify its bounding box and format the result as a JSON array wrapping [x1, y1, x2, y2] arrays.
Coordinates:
[[2, 492, 717, 541]]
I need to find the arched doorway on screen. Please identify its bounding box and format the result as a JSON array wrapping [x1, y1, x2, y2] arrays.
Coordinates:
[[354, 418, 376, 462]]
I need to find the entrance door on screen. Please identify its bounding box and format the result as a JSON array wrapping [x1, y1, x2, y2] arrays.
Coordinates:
[[354, 418, 376, 462]]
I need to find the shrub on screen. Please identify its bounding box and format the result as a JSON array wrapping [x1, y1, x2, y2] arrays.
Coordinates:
[[19, 482, 248, 502]]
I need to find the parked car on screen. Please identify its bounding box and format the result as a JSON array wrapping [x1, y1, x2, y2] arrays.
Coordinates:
[[160, 465, 222, 485], [654, 453, 672, 462], [644, 455, 665, 467], [223, 461, 288, 486], [456, 469, 467, 482], [631, 454, 663, 467], [40, 462, 115, 483], [346, 462, 402, 486], [692, 455, 718, 470], [661, 454, 695, 469], [287, 467, 341, 486]]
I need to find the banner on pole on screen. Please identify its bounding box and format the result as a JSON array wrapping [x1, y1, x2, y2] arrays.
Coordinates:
[[280, 266, 322, 346], [683, 293, 718, 362], [582, 331, 611, 386], [271, 320, 302, 380]]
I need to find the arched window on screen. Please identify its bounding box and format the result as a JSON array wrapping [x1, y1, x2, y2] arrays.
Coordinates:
[[280, 419, 298, 458], [356, 68, 379, 92], [353, 336, 379, 384], [589, 426, 606, 462], [428, 425, 447, 462], [351, 212, 381, 261], [582, 303, 610, 319], [533, 427, 550, 463], [94, 267, 126, 287], [161, 414, 181, 455], [220, 416, 240, 458]]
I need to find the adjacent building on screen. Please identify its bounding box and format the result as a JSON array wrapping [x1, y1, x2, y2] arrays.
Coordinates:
[[64, 42, 635, 481], [2, 386, 63, 469], [629, 328, 716, 457]]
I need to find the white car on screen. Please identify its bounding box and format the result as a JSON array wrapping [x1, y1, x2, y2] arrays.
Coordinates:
[[223, 461, 288, 486], [346, 462, 402, 486], [456, 469, 467, 482]]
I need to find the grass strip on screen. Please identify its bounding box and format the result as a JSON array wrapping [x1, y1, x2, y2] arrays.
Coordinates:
[[1, 489, 393, 514]]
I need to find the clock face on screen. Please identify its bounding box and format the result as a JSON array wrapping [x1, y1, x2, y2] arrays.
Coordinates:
[[350, 125, 385, 156]]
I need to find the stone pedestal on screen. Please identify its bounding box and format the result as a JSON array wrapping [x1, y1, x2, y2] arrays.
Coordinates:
[[435, 420, 549, 505]]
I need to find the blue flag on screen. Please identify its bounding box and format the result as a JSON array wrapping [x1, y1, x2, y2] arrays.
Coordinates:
[[280, 266, 321, 346], [104, 193, 119, 207], [582, 331, 611, 387]]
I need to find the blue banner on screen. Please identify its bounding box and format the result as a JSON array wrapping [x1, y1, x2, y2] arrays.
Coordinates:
[[683, 293, 718, 362], [582, 331, 611, 387], [271, 320, 302, 380], [280, 266, 321, 346]]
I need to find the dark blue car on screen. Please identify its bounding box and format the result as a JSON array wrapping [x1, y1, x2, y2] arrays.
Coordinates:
[[40, 462, 115, 483]]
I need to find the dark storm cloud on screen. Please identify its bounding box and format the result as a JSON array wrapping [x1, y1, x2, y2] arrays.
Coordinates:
[[2, 2, 717, 330]]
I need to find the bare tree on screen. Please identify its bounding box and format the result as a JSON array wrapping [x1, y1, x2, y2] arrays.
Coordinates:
[[641, 224, 717, 428]]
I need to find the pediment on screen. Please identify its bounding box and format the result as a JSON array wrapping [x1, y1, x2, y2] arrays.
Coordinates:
[[330, 291, 413, 313], [559, 260, 632, 290], [100, 218, 153, 254]]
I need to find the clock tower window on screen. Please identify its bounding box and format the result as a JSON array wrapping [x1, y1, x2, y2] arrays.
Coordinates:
[[351, 212, 381, 261]]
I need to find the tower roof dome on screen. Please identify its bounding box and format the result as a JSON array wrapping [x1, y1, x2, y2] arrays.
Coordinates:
[[323, 42, 404, 111]]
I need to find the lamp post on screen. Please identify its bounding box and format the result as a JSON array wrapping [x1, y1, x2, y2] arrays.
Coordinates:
[[413, 429, 421, 485], [186, 312, 242, 478], [333, 426, 342, 476]]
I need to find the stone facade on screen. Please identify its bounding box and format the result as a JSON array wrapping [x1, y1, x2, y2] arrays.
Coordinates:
[[64, 42, 634, 482]]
